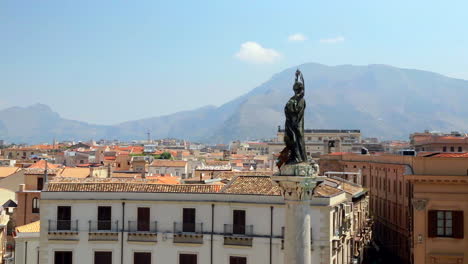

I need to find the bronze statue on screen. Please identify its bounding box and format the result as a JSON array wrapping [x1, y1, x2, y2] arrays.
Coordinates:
[[277, 69, 307, 168]]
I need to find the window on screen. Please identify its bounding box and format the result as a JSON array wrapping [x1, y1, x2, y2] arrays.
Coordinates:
[[428, 210, 464, 238], [450, 146, 455, 152], [230, 256, 247, 264], [37, 177, 44, 191], [94, 252, 112, 264], [183, 208, 196, 232], [233, 210, 246, 235], [138, 207, 150, 231], [443, 146, 447, 152], [134, 252, 151, 264], [32, 198, 40, 213], [98, 206, 112, 230], [458, 147, 463, 152], [55, 251, 72, 264], [57, 206, 71, 230], [179, 254, 197, 264]]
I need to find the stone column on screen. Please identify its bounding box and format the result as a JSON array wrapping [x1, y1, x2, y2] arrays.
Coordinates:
[[272, 163, 321, 264]]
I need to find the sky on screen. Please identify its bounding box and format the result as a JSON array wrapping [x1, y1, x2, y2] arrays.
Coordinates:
[[1, 0, 468, 124]]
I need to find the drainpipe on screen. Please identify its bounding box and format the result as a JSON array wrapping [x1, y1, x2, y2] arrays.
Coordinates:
[[270, 206, 273, 264], [210, 204, 214, 264], [121, 202, 125, 264], [24, 241, 28, 264]]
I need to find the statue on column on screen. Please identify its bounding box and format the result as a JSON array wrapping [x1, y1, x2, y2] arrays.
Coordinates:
[[278, 69, 307, 168]]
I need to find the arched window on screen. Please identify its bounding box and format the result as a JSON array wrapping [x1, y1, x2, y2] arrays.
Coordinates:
[[32, 198, 40, 213]]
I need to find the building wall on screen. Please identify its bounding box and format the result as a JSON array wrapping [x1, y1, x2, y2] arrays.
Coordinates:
[[0, 171, 25, 193], [148, 165, 187, 177], [38, 191, 356, 264], [320, 154, 468, 264], [14, 191, 40, 227], [14, 236, 39, 264], [411, 178, 468, 264]]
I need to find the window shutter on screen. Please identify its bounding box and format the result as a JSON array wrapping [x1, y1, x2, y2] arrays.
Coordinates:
[[453, 211, 464, 239], [427, 210, 437, 238]]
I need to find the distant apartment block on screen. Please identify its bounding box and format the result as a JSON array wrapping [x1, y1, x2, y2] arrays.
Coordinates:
[[268, 127, 362, 158], [411, 131, 468, 153]]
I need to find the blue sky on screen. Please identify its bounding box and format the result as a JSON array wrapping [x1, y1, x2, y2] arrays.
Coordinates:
[[1, 0, 467, 124]]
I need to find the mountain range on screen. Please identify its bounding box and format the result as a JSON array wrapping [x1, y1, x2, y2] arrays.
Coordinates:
[[1, 63, 468, 144]]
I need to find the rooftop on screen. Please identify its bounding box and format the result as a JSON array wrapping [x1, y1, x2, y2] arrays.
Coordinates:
[[15, 220, 40, 233]]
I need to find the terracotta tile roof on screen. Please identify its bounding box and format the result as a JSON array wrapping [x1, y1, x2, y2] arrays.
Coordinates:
[[0, 167, 20, 178], [150, 160, 187, 167], [57, 168, 91, 178], [221, 176, 281, 196], [44, 174, 342, 198], [146, 176, 180, 184], [313, 184, 343, 197], [28, 160, 61, 169], [326, 178, 363, 195], [16, 220, 40, 233], [111, 172, 143, 178], [205, 160, 230, 166], [424, 153, 468, 158], [47, 181, 221, 193], [104, 156, 116, 161], [217, 171, 274, 180]]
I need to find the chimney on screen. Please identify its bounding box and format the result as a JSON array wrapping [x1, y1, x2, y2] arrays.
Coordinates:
[[19, 184, 25, 192], [107, 163, 112, 178], [44, 160, 49, 186]]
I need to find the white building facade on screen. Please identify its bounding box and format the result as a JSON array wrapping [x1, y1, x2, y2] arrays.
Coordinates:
[[36, 176, 368, 264]]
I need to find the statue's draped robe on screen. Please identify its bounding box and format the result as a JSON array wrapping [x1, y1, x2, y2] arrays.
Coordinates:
[[284, 95, 307, 163]]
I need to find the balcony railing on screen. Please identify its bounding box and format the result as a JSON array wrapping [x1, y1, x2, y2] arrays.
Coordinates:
[[128, 221, 157, 233], [224, 224, 253, 236], [88, 220, 119, 233], [48, 220, 79, 232], [173, 222, 203, 234]]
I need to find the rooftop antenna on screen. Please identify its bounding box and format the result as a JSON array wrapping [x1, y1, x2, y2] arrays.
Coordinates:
[[146, 130, 151, 144]]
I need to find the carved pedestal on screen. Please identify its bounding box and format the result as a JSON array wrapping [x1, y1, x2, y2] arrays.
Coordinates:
[[271, 163, 321, 264]]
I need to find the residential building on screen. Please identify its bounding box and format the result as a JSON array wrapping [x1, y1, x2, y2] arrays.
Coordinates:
[[148, 160, 188, 178], [13, 220, 40, 264], [411, 131, 468, 153], [268, 128, 362, 158], [36, 175, 369, 264], [320, 152, 468, 264]]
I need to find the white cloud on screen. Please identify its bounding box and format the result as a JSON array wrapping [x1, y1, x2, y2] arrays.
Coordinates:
[[288, 33, 307, 42], [234, 41, 281, 64], [319, 36, 345, 44]]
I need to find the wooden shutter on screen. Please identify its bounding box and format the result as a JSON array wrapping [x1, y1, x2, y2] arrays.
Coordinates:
[[453, 211, 464, 239], [134, 252, 151, 264], [427, 210, 437, 238], [94, 252, 112, 264], [138, 208, 150, 231]]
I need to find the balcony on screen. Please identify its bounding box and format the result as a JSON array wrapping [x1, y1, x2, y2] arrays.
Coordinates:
[[127, 221, 158, 243], [48, 220, 79, 241], [223, 224, 253, 247], [173, 222, 203, 244], [88, 220, 119, 241]]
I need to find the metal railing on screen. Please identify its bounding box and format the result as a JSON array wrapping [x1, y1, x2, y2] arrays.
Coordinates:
[[224, 224, 253, 236], [48, 220, 79, 232], [173, 222, 203, 234], [88, 220, 119, 232], [128, 221, 157, 233]]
